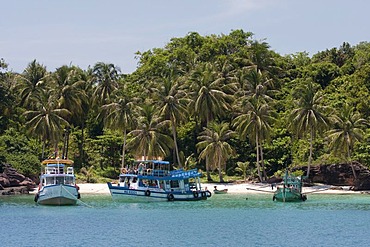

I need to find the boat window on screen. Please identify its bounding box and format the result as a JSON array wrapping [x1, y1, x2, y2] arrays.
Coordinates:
[[159, 180, 165, 189], [46, 177, 55, 185], [149, 180, 157, 187], [141, 179, 149, 186], [65, 176, 74, 185], [119, 176, 126, 183], [170, 180, 180, 188], [56, 177, 64, 185]]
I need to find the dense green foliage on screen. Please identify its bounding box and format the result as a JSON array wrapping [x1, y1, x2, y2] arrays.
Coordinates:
[[1, 30, 369, 182]]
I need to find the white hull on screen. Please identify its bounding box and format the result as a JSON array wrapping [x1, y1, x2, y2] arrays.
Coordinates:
[[37, 184, 79, 205]]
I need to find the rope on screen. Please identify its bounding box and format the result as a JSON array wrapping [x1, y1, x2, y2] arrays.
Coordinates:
[[62, 185, 93, 208]]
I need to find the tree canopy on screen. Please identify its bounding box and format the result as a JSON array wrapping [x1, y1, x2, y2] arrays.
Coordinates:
[[1, 31, 370, 182]]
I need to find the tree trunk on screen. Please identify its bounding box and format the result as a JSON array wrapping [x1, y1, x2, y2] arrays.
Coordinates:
[[206, 157, 212, 181], [121, 128, 127, 169], [81, 123, 85, 167], [205, 118, 212, 181], [171, 118, 182, 168], [256, 133, 262, 182], [307, 127, 313, 178], [219, 162, 224, 183], [348, 148, 357, 180], [260, 143, 267, 181], [42, 139, 45, 160]]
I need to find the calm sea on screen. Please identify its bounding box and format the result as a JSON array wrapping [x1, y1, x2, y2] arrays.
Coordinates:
[[1, 193, 370, 247]]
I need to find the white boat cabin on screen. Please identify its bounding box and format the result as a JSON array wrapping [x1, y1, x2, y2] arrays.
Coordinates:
[[41, 163, 76, 187]]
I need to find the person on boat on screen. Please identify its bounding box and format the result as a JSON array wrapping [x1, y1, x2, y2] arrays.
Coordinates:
[[138, 163, 144, 175], [214, 186, 218, 191]]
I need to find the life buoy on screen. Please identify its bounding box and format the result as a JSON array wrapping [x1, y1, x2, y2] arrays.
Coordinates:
[[193, 191, 199, 198], [206, 190, 212, 197], [201, 191, 206, 197], [121, 168, 127, 174], [145, 190, 151, 196], [167, 193, 174, 201]]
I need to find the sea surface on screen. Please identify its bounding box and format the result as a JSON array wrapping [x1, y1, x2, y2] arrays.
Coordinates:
[[1, 192, 370, 247]]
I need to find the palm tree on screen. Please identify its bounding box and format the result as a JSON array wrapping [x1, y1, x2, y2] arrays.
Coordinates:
[[127, 104, 173, 160], [51, 65, 87, 118], [197, 121, 235, 182], [101, 92, 137, 169], [92, 62, 120, 105], [248, 40, 277, 76], [154, 71, 189, 168], [289, 80, 330, 178], [244, 67, 276, 103], [23, 92, 71, 159], [236, 161, 250, 182], [233, 98, 274, 181], [189, 62, 234, 181], [189, 62, 234, 125], [327, 104, 368, 180], [15, 60, 48, 109]]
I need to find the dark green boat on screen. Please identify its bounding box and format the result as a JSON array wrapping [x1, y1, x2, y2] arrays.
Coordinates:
[[273, 171, 307, 202]]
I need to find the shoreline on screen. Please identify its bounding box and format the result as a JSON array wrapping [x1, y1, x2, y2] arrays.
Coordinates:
[[18, 182, 369, 196], [66, 182, 369, 195]]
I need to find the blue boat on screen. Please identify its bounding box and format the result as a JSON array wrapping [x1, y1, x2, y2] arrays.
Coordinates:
[[107, 160, 212, 201]]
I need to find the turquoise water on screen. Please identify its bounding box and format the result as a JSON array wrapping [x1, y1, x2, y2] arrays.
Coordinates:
[[1, 193, 370, 247]]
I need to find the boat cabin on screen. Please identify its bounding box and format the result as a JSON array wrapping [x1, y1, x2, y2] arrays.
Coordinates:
[[40, 160, 76, 187], [118, 160, 203, 193]]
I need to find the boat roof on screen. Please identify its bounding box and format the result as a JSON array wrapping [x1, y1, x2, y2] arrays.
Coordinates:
[[41, 158, 74, 165], [119, 169, 201, 180], [46, 164, 65, 167], [41, 174, 75, 177], [134, 160, 170, 164]]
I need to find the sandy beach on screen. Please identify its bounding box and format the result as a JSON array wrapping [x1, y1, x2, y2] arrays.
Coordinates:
[[74, 182, 366, 195]]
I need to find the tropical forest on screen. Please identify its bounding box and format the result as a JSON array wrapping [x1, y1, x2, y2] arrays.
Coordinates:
[[1, 30, 370, 184]]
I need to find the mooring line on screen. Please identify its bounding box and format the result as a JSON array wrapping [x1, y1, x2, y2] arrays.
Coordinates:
[[62, 186, 93, 208]]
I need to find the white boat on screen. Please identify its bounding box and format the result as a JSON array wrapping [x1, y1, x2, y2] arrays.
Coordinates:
[[34, 158, 80, 205], [107, 160, 212, 201]]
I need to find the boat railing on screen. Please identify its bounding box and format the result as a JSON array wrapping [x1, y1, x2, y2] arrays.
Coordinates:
[[45, 167, 56, 174], [45, 167, 64, 174], [67, 167, 74, 175], [122, 168, 170, 177], [149, 169, 169, 177]]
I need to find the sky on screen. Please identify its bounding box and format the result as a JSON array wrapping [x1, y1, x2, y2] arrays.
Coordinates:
[[2, 0, 370, 74]]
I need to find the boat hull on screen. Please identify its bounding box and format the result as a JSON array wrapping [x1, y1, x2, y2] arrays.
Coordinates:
[[36, 184, 79, 205], [107, 182, 211, 201], [214, 189, 228, 194], [273, 188, 306, 202]]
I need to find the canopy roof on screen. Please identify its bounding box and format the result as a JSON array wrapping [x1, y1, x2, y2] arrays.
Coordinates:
[[134, 160, 170, 165], [41, 158, 74, 166]]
